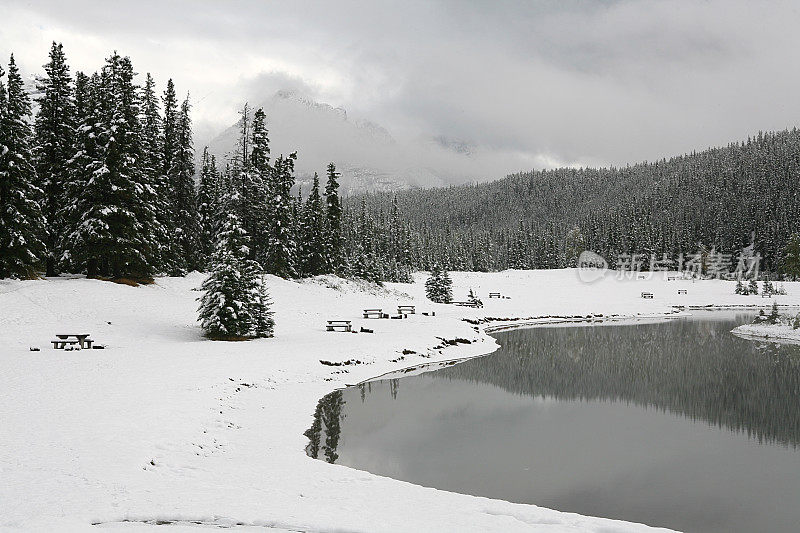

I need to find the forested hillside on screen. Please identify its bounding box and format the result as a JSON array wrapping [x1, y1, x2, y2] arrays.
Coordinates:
[[345, 129, 800, 278]]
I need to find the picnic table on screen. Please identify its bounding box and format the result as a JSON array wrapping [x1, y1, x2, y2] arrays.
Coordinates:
[[453, 301, 482, 308], [52, 334, 93, 349], [363, 309, 385, 319], [397, 305, 415, 315], [641, 292, 654, 299], [326, 320, 352, 332], [677, 289, 687, 295], [488, 292, 501, 298]]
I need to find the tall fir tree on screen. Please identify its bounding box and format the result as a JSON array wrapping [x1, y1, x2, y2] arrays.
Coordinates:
[[0, 56, 46, 278], [139, 73, 170, 273], [171, 93, 199, 273], [298, 172, 327, 276], [264, 152, 298, 278], [247, 107, 272, 264], [324, 162, 342, 272], [197, 146, 220, 269], [160, 78, 181, 273], [34, 42, 75, 276]]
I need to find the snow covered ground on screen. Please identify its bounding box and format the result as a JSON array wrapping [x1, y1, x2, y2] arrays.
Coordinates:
[[2, 269, 799, 533]]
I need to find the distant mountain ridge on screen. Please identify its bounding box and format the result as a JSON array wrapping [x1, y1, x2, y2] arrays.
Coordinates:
[[203, 90, 537, 195]]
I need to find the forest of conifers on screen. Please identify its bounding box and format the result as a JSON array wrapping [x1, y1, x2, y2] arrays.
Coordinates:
[[345, 129, 800, 279], [3, 43, 800, 284]]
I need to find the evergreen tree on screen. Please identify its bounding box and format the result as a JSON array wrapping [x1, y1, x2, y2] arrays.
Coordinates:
[[425, 264, 453, 303], [440, 268, 453, 303], [735, 279, 745, 295], [160, 78, 181, 272], [265, 153, 298, 278], [139, 72, 169, 272], [298, 172, 327, 276], [197, 198, 273, 339], [197, 146, 220, 269], [767, 301, 780, 324], [762, 279, 774, 296], [171, 93, 199, 273], [34, 42, 74, 276], [0, 56, 46, 278], [252, 274, 275, 338], [247, 107, 271, 263], [748, 278, 759, 295], [324, 162, 342, 272]]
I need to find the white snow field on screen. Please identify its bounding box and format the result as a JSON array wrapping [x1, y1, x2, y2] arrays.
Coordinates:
[[2, 269, 798, 533]]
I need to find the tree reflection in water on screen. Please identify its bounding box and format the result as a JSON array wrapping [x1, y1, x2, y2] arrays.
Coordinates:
[[439, 315, 800, 448]]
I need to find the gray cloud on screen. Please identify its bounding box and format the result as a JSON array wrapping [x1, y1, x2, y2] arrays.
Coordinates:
[[2, 0, 800, 181]]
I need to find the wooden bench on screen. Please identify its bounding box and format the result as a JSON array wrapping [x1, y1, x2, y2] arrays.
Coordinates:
[[488, 292, 501, 298], [397, 305, 415, 315], [363, 309, 385, 319], [326, 320, 352, 332], [677, 289, 687, 295], [641, 292, 654, 299], [51, 334, 93, 349]]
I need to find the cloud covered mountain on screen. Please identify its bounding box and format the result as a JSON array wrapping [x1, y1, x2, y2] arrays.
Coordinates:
[[204, 91, 550, 194]]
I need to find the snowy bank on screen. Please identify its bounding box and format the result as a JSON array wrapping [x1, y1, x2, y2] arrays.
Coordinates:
[[2, 269, 799, 532], [731, 313, 800, 344]]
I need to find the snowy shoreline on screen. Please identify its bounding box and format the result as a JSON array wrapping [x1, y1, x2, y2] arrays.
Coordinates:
[[731, 322, 800, 344], [3, 269, 800, 532]]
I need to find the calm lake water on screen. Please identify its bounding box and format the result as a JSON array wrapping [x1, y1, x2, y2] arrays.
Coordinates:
[[305, 312, 800, 532]]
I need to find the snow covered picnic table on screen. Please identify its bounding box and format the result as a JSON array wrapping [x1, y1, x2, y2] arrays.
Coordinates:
[[326, 320, 352, 332], [51, 333, 93, 349], [397, 305, 415, 314], [362, 308, 386, 318]]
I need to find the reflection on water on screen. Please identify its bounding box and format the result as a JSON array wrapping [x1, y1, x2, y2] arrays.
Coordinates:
[[304, 389, 344, 463], [444, 314, 800, 447], [304, 313, 800, 533]]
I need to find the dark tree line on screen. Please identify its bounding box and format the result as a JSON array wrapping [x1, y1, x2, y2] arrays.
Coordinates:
[[347, 129, 800, 279], [0, 43, 344, 283]]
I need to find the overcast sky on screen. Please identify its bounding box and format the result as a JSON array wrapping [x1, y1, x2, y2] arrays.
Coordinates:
[[3, 0, 800, 173]]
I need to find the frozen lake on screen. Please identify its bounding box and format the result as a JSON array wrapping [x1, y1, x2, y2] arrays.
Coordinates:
[[306, 312, 800, 532]]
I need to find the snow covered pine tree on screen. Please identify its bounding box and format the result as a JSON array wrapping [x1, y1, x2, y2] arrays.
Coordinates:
[[34, 42, 75, 277], [0, 55, 46, 279], [425, 264, 453, 303], [197, 202, 274, 340]]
